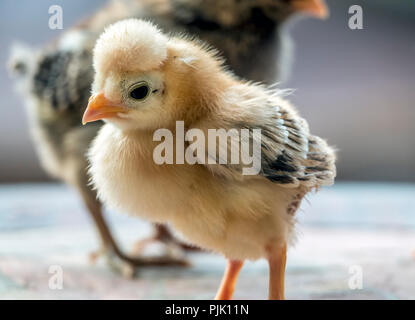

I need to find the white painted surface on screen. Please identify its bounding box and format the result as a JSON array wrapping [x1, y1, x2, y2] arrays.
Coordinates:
[[0, 182, 414, 299]]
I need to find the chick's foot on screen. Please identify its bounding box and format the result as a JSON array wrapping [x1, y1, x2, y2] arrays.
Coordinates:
[[132, 224, 201, 261], [89, 243, 190, 278], [89, 246, 136, 278]]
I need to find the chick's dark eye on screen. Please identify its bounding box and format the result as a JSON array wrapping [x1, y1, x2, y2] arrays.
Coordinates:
[[129, 84, 149, 100]]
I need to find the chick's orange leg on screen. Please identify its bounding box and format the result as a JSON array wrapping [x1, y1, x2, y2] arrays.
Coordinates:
[[267, 243, 287, 300], [215, 260, 244, 300]]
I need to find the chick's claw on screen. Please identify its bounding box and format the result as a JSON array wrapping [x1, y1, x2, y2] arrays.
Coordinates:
[[133, 225, 201, 255], [88, 246, 136, 278], [88, 244, 190, 278], [131, 230, 194, 267]]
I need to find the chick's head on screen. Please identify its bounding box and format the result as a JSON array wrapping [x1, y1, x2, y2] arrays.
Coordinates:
[[84, 19, 231, 131]]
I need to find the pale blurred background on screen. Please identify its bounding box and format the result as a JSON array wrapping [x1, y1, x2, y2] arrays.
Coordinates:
[[0, 0, 414, 182]]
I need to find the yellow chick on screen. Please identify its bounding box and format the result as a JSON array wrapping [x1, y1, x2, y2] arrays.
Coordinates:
[[83, 19, 336, 299]]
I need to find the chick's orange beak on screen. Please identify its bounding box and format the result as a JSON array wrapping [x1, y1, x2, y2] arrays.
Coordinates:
[[292, 0, 329, 19], [82, 92, 127, 125]]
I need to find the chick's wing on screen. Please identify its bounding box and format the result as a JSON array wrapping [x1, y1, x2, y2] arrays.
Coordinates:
[[191, 83, 336, 188]]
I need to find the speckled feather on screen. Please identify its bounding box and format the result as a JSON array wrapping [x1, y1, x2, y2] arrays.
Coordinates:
[[190, 82, 336, 189]]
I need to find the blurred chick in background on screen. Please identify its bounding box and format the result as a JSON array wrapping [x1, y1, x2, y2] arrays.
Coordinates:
[[8, 0, 327, 274], [83, 19, 336, 299]]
